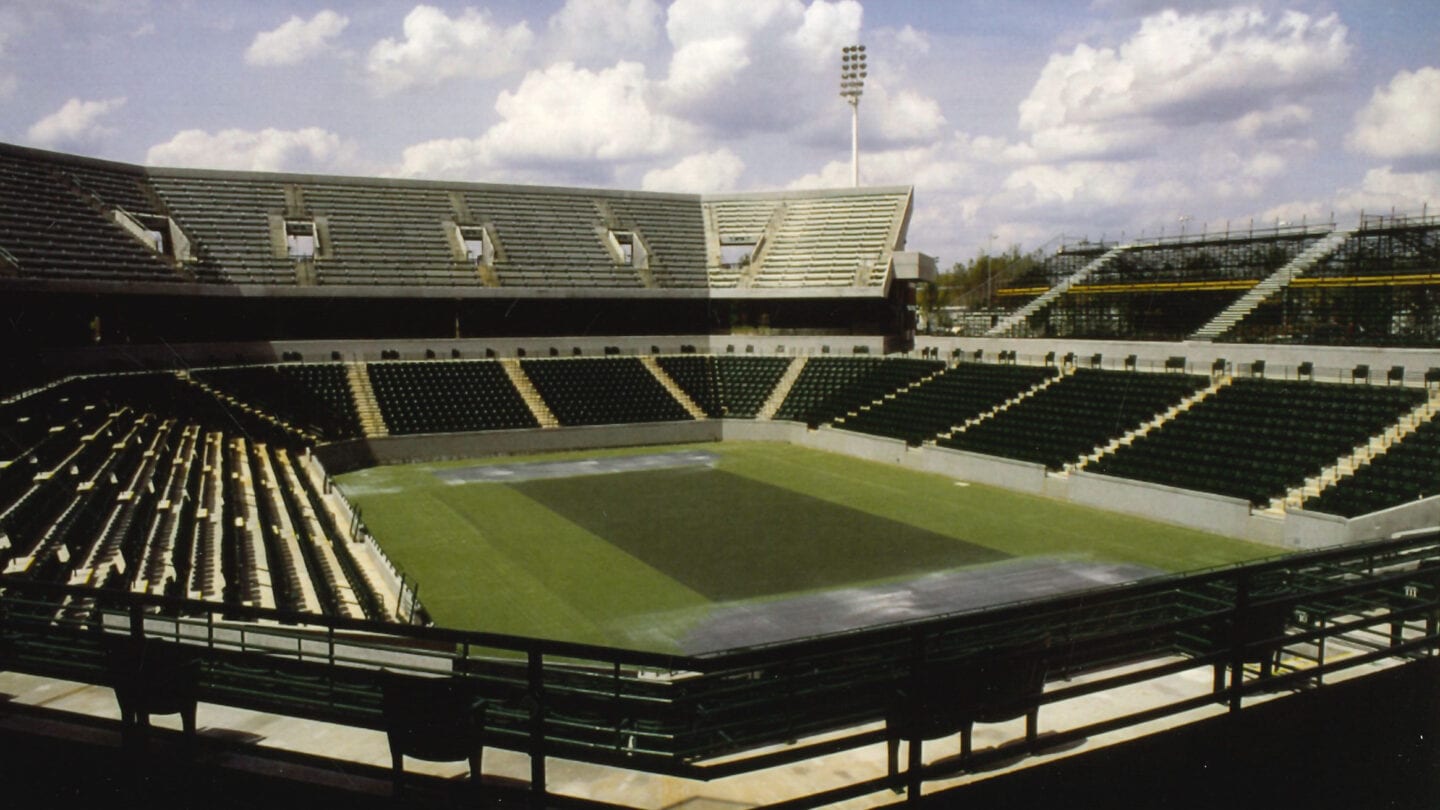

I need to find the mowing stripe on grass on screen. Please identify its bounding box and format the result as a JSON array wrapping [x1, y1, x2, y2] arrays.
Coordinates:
[[510, 467, 1009, 601]]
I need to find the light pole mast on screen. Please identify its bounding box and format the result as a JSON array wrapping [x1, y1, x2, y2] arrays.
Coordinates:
[[840, 44, 866, 188]]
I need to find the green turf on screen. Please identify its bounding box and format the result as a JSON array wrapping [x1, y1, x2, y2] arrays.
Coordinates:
[[512, 467, 1007, 600], [336, 441, 1278, 650]]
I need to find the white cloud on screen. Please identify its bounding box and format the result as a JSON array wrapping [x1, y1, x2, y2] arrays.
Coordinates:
[[787, 135, 978, 190], [27, 97, 126, 147], [145, 127, 358, 172], [1233, 103, 1312, 138], [367, 5, 533, 95], [1003, 161, 1141, 208], [642, 148, 744, 192], [1017, 7, 1349, 160], [245, 10, 349, 67], [1347, 66, 1440, 160], [660, 0, 864, 134], [396, 61, 691, 179], [547, 0, 661, 62], [1333, 166, 1440, 214]]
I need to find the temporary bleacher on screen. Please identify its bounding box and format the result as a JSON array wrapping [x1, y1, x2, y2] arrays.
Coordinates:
[[942, 369, 1211, 470], [520, 357, 691, 426], [774, 356, 943, 428], [367, 360, 539, 435], [1088, 378, 1427, 506]]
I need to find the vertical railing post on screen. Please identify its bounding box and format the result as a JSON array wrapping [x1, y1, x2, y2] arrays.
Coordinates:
[[529, 649, 547, 806], [1228, 574, 1251, 713]]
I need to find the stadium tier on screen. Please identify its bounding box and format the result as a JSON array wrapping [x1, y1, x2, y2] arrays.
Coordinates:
[[2, 142, 1439, 809]]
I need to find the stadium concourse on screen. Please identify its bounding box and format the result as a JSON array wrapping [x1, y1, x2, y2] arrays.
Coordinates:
[[1, 141, 1439, 808]]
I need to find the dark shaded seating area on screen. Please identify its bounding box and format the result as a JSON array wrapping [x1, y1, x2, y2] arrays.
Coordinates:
[[521, 358, 690, 426], [193, 363, 363, 440], [655, 355, 722, 416], [715, 356, 792, 417], [654, 354, 795, 418], [847, 362, 1056, 446], [1306, 416, 1440, 517], [368, 361, 538, 434], [776, 357, 943, 428], [0, 150, 179, 282], [944, 369, 1209, 469], [1089, 379, 1426, 505]]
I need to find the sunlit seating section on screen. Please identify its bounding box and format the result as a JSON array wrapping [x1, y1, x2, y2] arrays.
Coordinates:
[[0, 147, 177, 281], [850, 363, 1057, 445], [748, 192, 910, 288], [367, 361, 538, 435], [150, 175, 297, 284], [1089, 379, 1426, 505], [521, 358, 690, 426], [944, 369, 1209, 469], [1305, 417, 1440, 517], [776, 356, 943, 427], [193, 364, 363, 440]]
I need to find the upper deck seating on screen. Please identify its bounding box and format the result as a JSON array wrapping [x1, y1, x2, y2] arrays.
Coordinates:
[[0, 149, 177, 282], [149, 175, 296, 284]]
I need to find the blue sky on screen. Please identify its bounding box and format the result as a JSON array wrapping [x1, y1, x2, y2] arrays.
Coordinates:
[[1, 0, 1436, 267]]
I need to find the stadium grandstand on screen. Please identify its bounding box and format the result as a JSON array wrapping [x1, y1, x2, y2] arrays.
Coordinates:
[[0, 141, 1438, 808]]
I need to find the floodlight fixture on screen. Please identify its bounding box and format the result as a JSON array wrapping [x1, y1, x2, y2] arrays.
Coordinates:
[[839, 44, 867, 187]]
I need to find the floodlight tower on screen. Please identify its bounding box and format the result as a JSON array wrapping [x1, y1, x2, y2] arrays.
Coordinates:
[[839, 44, 866, 188]]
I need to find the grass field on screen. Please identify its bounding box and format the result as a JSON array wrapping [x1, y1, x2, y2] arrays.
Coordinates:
[[335, 442, 1277, 652]]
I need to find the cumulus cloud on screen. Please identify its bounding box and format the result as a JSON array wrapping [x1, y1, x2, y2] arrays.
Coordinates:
[[245, 10, 349, 67], [547, 0, 661, 63], [396, 61, 692, 179], [1261, 166, 1440, 225], [642, 148, 744, 192], [1016, 7, 1349, 159], [367, 5, 532, 95], [146, 127, 358, 172], [1233, 103, 1312, 138], [660, 0, 866, 134], [27, 97, 126, 147], [1347, 66, 1440, 160]]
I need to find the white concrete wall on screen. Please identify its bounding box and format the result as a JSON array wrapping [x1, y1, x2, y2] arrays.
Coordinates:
[[911, 445, 1049, 495], [911, 336, 1440, 386], [1069, 471, 1261, 539]]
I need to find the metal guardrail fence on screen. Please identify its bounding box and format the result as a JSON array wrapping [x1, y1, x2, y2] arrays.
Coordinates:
[[2, 530, 1438, 806]]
